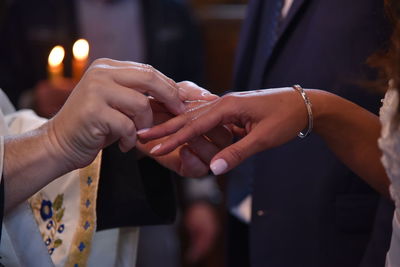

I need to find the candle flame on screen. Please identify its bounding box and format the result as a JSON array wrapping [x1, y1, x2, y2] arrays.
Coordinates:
[[48, 46, 65, 67], [73, 39, 89, 60]]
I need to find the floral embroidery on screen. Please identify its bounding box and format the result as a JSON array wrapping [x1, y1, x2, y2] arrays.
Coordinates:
[[40, 200, 53, 220], [31, 194, 66, 255], [28, 151, 102, 266]]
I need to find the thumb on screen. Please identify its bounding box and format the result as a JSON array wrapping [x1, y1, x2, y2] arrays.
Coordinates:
[[209, 128, 267, 175]]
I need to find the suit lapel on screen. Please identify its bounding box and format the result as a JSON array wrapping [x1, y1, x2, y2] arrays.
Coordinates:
[[233, 0, 265, 90], [247, 0, 286, 90], [235, 0, 309, 91], [258, 0, 308, 84], [275, 0, 308, 46]]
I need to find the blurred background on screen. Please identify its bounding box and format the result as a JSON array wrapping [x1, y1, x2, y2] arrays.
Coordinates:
[[0, 0, 248, 267], [189, 0, 247, 95], [181, 3, 247, 266]]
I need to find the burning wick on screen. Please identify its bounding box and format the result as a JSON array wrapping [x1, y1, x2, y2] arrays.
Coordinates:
[[72, 39, 89, 81], [48, 45, 65, 84]]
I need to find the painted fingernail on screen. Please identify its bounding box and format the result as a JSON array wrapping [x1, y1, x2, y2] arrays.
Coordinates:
[[210, 159, 228, 175], [150, 144, 162, 154], [137, 128, 150, 135]]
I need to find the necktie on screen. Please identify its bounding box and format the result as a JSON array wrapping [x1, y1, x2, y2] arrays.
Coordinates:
[[248, 0, 284, 91]]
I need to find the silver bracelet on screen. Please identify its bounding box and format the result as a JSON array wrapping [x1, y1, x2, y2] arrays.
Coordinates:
[[292, 84, 313, 138]]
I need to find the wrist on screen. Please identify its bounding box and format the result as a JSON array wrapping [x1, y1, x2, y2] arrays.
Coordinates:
[[41, 120, 75, 174], [306, 89, 340, 136], [3, 124, 69, 211]]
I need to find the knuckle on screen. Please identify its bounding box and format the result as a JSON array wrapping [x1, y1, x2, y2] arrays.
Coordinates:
[[173, 130, 192, 147], [178, 81, 193, 88], [92, 57, 112, 66], [135, 97, 151, 112], [258, 136, 271, 149], [83, 100, 99, 118], [142, 67, 157, 83], [146, 64, 155, 72], [169, 85, 179, 100], [227, 145, 244, 164], [221, 93, 236, 103], [141, 63, 153, 70], [85, 78, 102, 94], [220, 94, 240, 116], [86, 66, 108, 80], [185, 121, 202, 137], [125, 120, 136, 136], [166, 77, 177, 88]]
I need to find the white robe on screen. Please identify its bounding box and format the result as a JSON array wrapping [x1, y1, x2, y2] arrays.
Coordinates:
[[0, 90, 139, 267]]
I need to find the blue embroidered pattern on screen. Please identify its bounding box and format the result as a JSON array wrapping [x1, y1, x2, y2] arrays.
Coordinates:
[[85, 199, 91, 208], [32, 194, 66, 255], [40, 200, 53, 220], [78, 242, 86, 252], [87, 176, 93, 186], [83, 221, 90, 230]]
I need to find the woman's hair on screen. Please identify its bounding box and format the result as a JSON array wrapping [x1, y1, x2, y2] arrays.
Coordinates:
[[369, 0, 400, 122], [384, 0, 400, 87]]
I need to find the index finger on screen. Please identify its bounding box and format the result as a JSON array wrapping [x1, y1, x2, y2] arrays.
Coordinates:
[[138, 98, 219, 141], [146, 105, 225, 156], [91, 59, 185, 114]]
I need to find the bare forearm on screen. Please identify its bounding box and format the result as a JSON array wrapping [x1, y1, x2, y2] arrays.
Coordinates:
[[310, 90, 390, 197], [139, 86, 390, 196], [3, 122, 67, 213]]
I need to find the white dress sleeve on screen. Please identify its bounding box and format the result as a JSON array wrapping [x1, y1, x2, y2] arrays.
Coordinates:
[[378, 89, 400, 267]]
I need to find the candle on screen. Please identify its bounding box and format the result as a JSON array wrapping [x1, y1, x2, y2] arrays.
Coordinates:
[[72, 39, 89, 81], [48, 45, 65, 84]]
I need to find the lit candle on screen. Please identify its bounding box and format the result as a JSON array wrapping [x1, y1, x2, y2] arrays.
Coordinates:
[[48, 45, 65, 84], [72, 39, 89, 81]]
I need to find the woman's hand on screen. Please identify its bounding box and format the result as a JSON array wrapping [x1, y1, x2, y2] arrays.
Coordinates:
[[137, 81, 233, 178], [139, 86, 390, 197], [139, 87, 309, 175]]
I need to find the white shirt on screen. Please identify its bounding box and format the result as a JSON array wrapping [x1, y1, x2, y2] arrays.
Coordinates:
[[282, 0, 294, 18]]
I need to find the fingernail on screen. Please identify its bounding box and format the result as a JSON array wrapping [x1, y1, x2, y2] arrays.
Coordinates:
[[137, 128, 150, 135], [210, 159, 228, 175], [150, 144, 162, 154]]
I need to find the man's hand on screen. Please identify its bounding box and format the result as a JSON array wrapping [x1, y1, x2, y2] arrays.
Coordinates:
[[3, 59, 189, 211], [47, 59, 188, 171]]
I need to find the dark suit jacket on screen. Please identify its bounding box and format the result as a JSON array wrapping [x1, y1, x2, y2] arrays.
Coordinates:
[[229, 0, 394, 266], [0, 0, 203, 229]]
